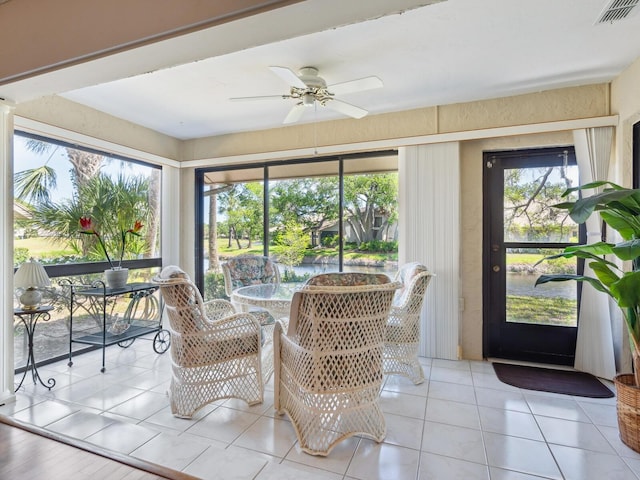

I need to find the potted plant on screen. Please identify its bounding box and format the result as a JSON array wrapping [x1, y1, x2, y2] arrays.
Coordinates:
[[79, 216, 144, 288], [535, 181, 640, 451]]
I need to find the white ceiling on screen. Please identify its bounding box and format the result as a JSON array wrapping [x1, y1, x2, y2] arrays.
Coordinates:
[[22, 0, 640, 140]]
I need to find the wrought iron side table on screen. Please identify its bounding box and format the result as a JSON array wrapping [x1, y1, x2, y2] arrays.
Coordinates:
[[13, 305, 56, 392], [67, 281, 169, 373]]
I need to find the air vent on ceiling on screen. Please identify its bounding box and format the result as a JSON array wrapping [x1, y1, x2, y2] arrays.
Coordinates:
[[596, 0, 639, 24]]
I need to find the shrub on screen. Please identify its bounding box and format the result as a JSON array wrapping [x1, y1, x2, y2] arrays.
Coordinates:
[[358, 240, 398, 253], [14, 247, 29, 266], [204, 271, 228, 300]]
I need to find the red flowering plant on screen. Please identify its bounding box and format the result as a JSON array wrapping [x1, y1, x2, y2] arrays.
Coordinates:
[[79, 216, 144, 269]]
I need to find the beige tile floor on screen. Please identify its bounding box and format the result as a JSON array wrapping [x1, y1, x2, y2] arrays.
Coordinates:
[[3, 336, 639, 480]]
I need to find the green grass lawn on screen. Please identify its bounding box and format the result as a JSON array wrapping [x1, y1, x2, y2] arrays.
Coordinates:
[[507, 294, 577, 326], [14, 236, 73, 261]]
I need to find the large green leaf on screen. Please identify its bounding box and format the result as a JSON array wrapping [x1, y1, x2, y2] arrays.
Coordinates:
[[612, 239, 640, 261], [562, 181, 624, 196], [535, 245, 619, 271], [611, 271, 640, 308], [600, 211, 638, 240], [568, 190, 640, 224], [564, 242, 613, 255], [590, 262, 620, 288], [535, 274, 610, 295]]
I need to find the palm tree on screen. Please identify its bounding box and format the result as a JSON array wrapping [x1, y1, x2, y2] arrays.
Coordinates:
[[14, 136, 161, 260], [31, 173, 150, 262]]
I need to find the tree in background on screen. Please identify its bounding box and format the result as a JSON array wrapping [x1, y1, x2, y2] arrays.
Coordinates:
[[343, 173, 398, 247], [503, 166, 576, 242], [270, 177, 339, 234], [217, 182, 264, 249], [14, 136, 161, 260], [276, 221, 308, 275], [30, 174, 149, 262]]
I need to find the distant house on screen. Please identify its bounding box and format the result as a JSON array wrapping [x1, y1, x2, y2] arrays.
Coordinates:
[[13, 202, 32, 239], [313, 212, 398, 247]]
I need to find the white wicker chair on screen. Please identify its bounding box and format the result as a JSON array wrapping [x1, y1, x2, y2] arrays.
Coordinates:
[[383, 262, 433, 384], [222, 255, 281, 298], [222, 255, 281, 381], [153, 266, 263, 418], [274, 272, 400, 456]]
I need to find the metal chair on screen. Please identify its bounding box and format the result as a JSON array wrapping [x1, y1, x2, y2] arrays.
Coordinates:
[[153, 266, 263, 418], [274, 272, 400, 456], [383, 262, 433, 384]]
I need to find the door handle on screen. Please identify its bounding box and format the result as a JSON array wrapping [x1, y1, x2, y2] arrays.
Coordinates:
[[492, 265, 501, 272]]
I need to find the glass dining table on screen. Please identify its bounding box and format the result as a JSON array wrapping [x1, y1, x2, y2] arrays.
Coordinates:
[[230, 282, 302, 320], [230, 283, 302, 382]]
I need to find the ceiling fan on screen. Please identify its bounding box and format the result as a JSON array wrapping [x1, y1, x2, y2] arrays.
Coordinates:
[[230, 66, 383, 124]]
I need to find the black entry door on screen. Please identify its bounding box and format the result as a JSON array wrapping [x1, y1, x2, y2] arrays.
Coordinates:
[[483, 147, 584, 365]]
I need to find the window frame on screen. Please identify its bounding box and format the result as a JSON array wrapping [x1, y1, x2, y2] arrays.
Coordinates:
[[194, 150, 398, 292], [13, 130, 163, 280]]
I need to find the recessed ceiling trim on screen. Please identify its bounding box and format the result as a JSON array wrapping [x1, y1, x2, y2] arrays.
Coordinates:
[[596, 0, 639, 24]]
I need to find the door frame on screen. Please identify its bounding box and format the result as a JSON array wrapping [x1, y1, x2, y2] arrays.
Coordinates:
[[482, 146, 584, 365]]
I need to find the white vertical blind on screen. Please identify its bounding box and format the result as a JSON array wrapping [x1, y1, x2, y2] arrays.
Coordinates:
[[399, 142, 460, 359], [0, 102, 15, 403]]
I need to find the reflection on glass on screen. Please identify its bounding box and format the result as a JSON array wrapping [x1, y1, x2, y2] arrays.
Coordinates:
[[503, 165, 579, 243], [506, 248, 577, 327]]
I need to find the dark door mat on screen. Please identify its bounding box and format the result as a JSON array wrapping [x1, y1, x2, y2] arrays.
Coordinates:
[[492, 362, 614, 398]]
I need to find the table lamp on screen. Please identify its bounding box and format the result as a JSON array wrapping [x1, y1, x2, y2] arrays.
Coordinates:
[[14, 258, 51, 310]]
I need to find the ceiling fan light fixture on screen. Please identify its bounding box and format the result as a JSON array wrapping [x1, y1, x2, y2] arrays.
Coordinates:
[[234, 66, 383, 124], [302, 93, 315, 107]]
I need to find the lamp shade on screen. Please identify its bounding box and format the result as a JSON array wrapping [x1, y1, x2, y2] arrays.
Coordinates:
[[14, 258, 51, 289]]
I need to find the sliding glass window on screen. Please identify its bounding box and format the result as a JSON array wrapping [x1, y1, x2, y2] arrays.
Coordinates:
[[195, 151, 398, 300], [12, 131, 162, 370]]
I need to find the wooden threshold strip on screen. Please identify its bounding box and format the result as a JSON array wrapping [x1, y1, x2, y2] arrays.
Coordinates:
[[0, 414, 200, 480]]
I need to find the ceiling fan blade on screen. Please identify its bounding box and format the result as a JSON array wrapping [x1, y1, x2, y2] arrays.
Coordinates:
[[229, 94, 290, 101], [283, 103, 306, 124], [328, 76, 383, 95], [325, 99, 368, 119], [269, 66, 307, 89]]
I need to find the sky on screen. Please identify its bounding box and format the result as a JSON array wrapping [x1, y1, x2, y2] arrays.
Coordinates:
[[13, 135, 154, 204]]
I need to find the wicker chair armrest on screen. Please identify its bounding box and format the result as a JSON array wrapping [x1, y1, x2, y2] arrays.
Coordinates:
[[275, 317, 290, 334], [196, 312, 260, 337], [203, 298, 236, 320]]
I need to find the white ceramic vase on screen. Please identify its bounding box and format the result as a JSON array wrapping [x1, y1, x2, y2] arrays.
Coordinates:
[[104, 267, 129, 289]]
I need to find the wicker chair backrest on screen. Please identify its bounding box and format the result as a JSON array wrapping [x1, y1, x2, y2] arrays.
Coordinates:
[[393, 262, 432, 311], [222, 255, 280, 296], [305, 272, 391, 287], [286, 275, 399, 391], [153, 266, 205, 334]]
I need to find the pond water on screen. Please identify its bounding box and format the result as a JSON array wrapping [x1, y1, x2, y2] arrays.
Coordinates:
[[285, 262, 397, 278], [507, 273, 575, 299]]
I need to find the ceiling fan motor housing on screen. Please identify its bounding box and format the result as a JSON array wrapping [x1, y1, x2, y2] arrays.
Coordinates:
[[298, 66, 327, 89]]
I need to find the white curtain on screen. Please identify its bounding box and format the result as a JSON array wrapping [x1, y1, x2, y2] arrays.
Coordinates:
[[572, 127, 616, 380]]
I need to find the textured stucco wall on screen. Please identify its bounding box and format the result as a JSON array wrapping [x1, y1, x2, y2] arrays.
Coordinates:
[[15, 96, 181, 162], [185, 84, 609, 161], [611, 56, 640, 187]]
